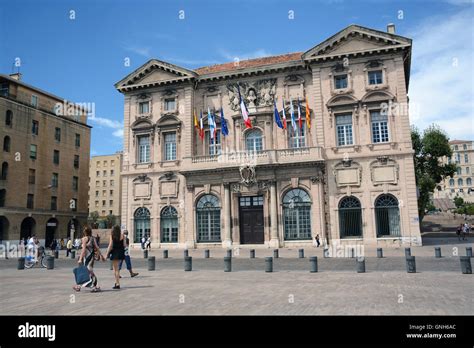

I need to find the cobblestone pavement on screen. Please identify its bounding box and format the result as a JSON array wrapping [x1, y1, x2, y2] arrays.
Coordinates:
[[0, 240, 472, 315]]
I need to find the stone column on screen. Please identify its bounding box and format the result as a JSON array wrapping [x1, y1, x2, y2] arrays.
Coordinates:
[[269, 181, 279, 247], [222, 183, 232, 248]]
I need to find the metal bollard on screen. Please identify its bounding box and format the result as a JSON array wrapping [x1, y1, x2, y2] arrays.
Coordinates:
[[184, 256, 192, 271], [405, 248, 411, 257], [350, 248, 355, 258], [250, 249, 255, 259], [184, 250, 189, 258], [406, 256, 416, 273], [204, 249, 210, 258], [273, 249, 279, 258], [466, 247, 472, 257], [71, 250, 76, 259], [460, 256, 472, 274], [224, 256, 232, 272], [17, 257, 25, 270], [298, 249, 304, 258], [148, 256, 156, 271], [435, 247, 442, 258], [143, 250, 148, 259], [265, 257, 273, 272], [323, 248, 329, 258], [226, 249, 232, 258], [377, 248, 383, 258], [357, 258, 365, 273], [46, 256, 54, 270], [163, 250, 168, 259], [309, 256, 318, 273], [54, 250, 59, 259]]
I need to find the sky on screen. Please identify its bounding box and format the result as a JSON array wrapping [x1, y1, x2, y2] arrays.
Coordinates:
[[1, 0, 473, 156]]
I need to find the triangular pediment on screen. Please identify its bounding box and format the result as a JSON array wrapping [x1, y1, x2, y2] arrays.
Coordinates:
[[302, 25, 411, 60], [115, 59, 197, 89]]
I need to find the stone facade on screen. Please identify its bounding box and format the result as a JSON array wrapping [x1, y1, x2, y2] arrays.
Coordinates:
[[0, 73, 91, 245], [88, 153, 123, 219], [115, 24, 421, 249], [434, 140, 474, 203]]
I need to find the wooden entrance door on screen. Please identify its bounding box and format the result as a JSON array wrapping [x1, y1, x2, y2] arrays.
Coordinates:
[[239, 196, 264, 244]]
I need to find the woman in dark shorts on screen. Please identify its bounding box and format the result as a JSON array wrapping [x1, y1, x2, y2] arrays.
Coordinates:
[[105, 225, 126, 289]]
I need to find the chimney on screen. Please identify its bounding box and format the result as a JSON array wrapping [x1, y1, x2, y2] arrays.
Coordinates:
[[387, 23, 395, 34], [9, 72, 22, 81]]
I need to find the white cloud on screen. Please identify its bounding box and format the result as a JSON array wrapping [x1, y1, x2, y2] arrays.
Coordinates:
[[123, 45, 152, 58], [89, 116, 123, 138], [408, 10, 474, 140], [218, 49, 274, 61], [112, 128, 124, 138]]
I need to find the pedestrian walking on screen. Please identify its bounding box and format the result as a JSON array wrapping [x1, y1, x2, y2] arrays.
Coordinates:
[[60, 238, 65, 250], [105, 225, 126, 290], [73, 226, 105, 292], [456, 224, 463, 241], [462, 223, 468, 241], [141, 236, 146, 250], [66, 238, 73, 257], [315, 234, 321, 247], [146, 236, 151, 250], [119, 230, 139, 278]]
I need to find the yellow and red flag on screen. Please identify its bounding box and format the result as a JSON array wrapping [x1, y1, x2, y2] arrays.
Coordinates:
[[305, 97, 311, 130]]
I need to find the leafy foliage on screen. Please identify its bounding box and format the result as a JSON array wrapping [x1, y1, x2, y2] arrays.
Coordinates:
[[412, 125, 457, 222], [454, 197, 465, 208]]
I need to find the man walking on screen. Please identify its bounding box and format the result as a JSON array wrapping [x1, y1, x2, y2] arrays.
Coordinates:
[[119, 230, 139, 278], [66, 238, 73, 257]]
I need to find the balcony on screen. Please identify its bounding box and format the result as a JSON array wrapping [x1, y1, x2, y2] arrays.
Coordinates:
[[182, 146, 323, 171]]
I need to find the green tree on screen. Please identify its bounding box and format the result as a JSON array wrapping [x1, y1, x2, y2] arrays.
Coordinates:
[[453, 197, 464, 208], [412, 125, 457, 222], [88, 211, 100, 228], [106, 214, 116, 228]]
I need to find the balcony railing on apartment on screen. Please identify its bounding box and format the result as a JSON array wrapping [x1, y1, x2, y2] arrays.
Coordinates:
[[121, 146, 323, 172], [185, 146, 323, 169]]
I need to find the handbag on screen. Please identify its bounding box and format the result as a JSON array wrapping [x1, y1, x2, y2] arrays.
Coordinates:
[[73, 264, 91, 285]]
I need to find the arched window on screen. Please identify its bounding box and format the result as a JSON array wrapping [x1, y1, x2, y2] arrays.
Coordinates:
[[5, 110, 12, 126], [134, 207, 150, 243], [161, 206, 178, 243], [196, 194, 221, 242], [0, 189, 5, 207], [245, 129, 263, 152], [467, 178, 472, 186], [1, 162, 8, 180], [375, 194, 400, 237], [339, 196, 362, 238], [3, 136, 10, 152], [283, 189, 312, 240], [458, 178, 463, 186], [449, 178, 455, 187]]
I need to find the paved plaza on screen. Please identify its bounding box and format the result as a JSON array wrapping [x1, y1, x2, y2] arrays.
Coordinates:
[[0, 239, 472, 315]]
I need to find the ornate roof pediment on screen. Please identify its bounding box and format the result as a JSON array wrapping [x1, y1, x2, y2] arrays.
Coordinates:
[[156, 114, 181, 128], [327, 94, 358, 108], [361, 90, 395, 104], [131, 118, 154, 131], [302, 25, 411, 61], [115, 59, 197, 90]]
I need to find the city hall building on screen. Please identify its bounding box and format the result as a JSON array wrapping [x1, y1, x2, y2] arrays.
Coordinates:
[[115, 24, 422, 249]]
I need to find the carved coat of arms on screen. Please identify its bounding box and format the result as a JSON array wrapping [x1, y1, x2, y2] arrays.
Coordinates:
[[239, 164, 256, 186]]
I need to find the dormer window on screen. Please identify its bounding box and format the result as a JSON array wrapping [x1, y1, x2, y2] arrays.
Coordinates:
[[164, 98, 176, 112], [139, 101, 150, 114], [368, 70, 383, 85], [334, 74, 348, 89]]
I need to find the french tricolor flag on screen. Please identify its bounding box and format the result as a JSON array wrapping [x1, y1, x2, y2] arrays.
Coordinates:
[[238, 86, 252, 129]]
